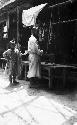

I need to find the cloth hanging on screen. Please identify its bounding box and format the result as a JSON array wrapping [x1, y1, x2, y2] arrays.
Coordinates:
[[22, 3, 47, 26]]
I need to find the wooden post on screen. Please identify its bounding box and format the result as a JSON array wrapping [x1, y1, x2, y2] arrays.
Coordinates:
[[17, 5, 20, 78], [17, 5, 19, 48], [7, 12, 9, 39]]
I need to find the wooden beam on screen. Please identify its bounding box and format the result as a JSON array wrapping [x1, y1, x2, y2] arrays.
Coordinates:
[[17, 5, 19, 47]]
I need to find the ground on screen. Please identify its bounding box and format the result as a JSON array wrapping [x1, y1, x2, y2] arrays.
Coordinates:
[[0, 68, 77, 125]]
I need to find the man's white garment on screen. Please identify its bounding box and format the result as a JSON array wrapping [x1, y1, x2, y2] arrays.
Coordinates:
[[27, 35, 41, 78]]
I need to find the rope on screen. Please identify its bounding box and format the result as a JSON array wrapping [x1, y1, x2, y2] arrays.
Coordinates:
[[52, 18, 77, 25], [49, 0, 72, 8]]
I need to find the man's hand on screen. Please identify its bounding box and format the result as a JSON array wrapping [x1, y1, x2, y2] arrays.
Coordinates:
[[40, 50, 43, 55], [25, 50, 28, 55]]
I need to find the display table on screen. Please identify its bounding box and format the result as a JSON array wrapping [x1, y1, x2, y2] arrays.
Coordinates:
[[21, 61, 77, 89], [0, 58, 7, 69], [41, 62, 77, 89]]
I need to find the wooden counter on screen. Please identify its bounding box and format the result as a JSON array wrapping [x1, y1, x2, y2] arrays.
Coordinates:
[[21, 61, 77, 89], [41, 62, 77, 89], [0, 58, 7, 69]]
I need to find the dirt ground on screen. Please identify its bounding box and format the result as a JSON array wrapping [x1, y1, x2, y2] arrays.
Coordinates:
[[0, 68, 77, 113]]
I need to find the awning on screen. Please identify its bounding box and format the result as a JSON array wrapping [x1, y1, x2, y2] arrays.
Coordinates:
[[22, 3, 47, 26]]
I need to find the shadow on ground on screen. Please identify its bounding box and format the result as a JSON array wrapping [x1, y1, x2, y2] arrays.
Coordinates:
[[39, 78, 77, 94], [5, 77, 77, 102]]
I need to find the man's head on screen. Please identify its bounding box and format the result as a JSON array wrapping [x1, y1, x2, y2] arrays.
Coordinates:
[[9, 40, 15, 50]]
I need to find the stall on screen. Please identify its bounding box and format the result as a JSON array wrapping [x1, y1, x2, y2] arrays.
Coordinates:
[[1, 0, 77, 88], [21, 1, 77, 88]]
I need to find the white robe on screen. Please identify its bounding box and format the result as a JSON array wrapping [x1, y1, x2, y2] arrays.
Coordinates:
[[27, 35, 41, 78]]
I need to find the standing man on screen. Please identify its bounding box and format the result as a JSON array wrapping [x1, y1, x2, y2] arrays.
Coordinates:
[[3, 40, 20, 85], [27, 27, 43, 87]]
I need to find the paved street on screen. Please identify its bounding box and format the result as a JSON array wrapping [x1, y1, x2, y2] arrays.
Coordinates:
[[0, 68, 77, 125]]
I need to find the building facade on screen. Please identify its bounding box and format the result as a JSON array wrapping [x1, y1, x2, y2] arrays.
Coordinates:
[[0, 0, 32, 56]]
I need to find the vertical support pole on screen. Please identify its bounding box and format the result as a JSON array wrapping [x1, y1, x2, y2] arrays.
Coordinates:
[[7, 12, 9, 39], [17, 5, 20, 78], [17, 5, 19, 48]]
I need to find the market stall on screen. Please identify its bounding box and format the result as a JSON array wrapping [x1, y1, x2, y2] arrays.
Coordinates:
[[21, 1, 77, 88]]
